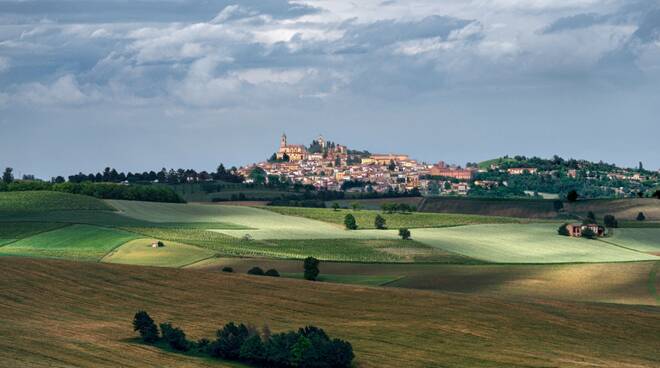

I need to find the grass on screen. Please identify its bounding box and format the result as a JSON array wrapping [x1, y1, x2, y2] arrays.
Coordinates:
[[0, 222, 68, 242], [0, 224, 138, 261], [605, 228, 660, 253], [281, 272, 402, 286], [1, 257, 659, 368], [412, 223, 659, 263], [0, 191, 112, 212], [190, 258, 659, 306], [102, 238, 216, 267], [264, 206, 530, 229]]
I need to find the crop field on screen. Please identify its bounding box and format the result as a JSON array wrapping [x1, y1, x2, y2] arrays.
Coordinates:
[[565, 198, 660, 221], [102, 238, 216, 267], [419, 197, 562, 218], [192, 258, 659, 305], [605, 228, 660, 253], [0, 222, 68, 243], [0, 224, 138, 261], [325, 196, 425, 211], [264, 206, 529, 229], [0, 191, 113, 212], [412, 224, 659, 263], [1, 257, 659, 368]]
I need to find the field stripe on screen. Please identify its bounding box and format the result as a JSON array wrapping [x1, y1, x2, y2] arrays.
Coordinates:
[[649, 262, 659, 305]]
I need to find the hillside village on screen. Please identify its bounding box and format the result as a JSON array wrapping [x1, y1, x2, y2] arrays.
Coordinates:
[[238, 134, 660, 199]]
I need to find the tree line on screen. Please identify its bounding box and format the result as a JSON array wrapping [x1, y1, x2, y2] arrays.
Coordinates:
[[133, 311, 354, 368], [67, 164, 243, 184]]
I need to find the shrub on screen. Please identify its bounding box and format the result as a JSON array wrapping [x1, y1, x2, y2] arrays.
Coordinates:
[[303, 257, 320, 281], [222, 266, 234, 273], [332, 202, 340, 211], [159, 322, 190, 351], [604, 215, 618, 228], [586, 211, 596, 222], [265, 331, 299, 366], [581, 227, 596, 239], [133, 311, 159, 343], [566, 190, 578, 202], [374, 214, 386, 229], [239, 335, 266, 363], [399, 228, 411, 240], [265, 269, 280, 277], [553, 200, 564, 211], [210, 322, 250, 360], [557, 223, 569, 236], [157, 241, 165, 247], [636, 212, 646, 221], [654, 190, 660, 199], [247, 267, 264, 276], [344, 213, 357, 230]]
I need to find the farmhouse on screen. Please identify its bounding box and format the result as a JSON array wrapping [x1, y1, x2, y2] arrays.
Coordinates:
[[565, 223, 605, 237], [430, 161, 476, 180], [507, 167, 539, 175]]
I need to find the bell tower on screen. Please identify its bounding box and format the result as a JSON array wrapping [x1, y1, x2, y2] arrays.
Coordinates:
[[280, 133, 287, 148]]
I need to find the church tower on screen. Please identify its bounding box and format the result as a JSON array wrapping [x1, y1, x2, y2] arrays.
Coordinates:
[[280, 133, 287, 148]]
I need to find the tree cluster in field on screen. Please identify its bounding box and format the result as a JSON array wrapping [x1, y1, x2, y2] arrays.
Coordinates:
[[247, 267, 280, 277], [66, 164, 243, 185], [133, 311, 354, 368], [0, 180, 184, 203], [381, 202, 417, 214]]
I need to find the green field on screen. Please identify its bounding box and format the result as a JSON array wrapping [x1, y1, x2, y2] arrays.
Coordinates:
[[605, 228, 660, 253], [102, 238, 216, 267], [264, 206, 529, 229], [412, 224, 659, 263], [0, 224, 138, 261], [0, 191, 112, 212], [0, 222, 68, 243]]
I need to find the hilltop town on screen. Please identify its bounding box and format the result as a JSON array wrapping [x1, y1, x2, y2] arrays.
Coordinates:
[[238, 134, 660, 199]]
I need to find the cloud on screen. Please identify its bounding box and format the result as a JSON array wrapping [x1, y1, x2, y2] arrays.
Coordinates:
[[0, 57, 9, 73], [14, 74, 95, 105], [541, 13, 605, 34]]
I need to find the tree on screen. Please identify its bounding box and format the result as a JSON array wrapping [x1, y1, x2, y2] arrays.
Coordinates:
[[399, 228, 411, 240], [290, 335, 313, 367], [303, 257, 320, 281], [604, 215, 618, 228], [344, 214, 357, 230], [374, 214, 387, 229], [222, 266, 234, 273], [566, 189, 578, 202], [654, 190, 660, 199], [581, 227, 596, 239], [160, 322, 190, 351], [351, 202, 360, 211], [2, 167, 13, 184], [557, 223, 569, 236], [239, 335, 266, 364], [332, 202, 340, 211], [586, 211, 596, 222], [265, 269, 280, 277], [210, 322, 250, 359], [636, 212, 646, 221], [132, 311, 160, 343], [553, 200, 564, 211], [388, 160, 396, 171], [247, 266, 264, 276]]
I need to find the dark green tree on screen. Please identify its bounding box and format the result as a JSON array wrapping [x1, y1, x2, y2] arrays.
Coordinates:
[[239, 335, 266, 364], [557, 223, 569, 236], [636, 212, 646, 221], [399, 228, 411, 240], [265, 269, 280, 277], [566, 190, 578, 202], [159, 322, 190, 351], [132, 310, 160, 343], [581, 227, 596, 239], [344, 213, 357, 230], [247, 266, 264, 276], [2, 167, 13, 184], [374, 214, 387, 229], [210, 322, 250, 359], [603, 215, 618, 228], [586, 211, 596, 222], [303, 257, 320, 281], [332, 202, 340, 211], [221, 266, 234, 273]]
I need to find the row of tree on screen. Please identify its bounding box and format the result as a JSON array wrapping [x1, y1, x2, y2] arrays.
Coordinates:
[[67, 164, 243, 184], [133, 311, 354, 368]]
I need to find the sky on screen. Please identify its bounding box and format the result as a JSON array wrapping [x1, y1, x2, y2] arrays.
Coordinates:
[[1, 0, 659, 179]]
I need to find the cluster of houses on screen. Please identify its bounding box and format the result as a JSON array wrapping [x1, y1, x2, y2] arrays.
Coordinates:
[[238, 134, 483, 195]]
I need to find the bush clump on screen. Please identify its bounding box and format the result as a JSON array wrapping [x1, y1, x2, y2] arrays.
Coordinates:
[[265, 269, 280, 277], [131, 311, 355, 368], [247, 267, 265, 276]]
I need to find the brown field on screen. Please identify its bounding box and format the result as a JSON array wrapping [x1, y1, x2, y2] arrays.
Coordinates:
[[419, 197, 560, 218], [191, 258, 660, 306], [1, 257, 659, 368], [565, 198, 660, 221]]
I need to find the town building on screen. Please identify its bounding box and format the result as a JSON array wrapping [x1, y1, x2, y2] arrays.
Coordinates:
[[565, 223, 605, 237], [430, 161, 476, 180]]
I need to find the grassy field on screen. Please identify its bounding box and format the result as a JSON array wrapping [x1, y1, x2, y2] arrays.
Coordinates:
[[0, 191, 113, 212], [412, 224, 659, 263], [565, 198, 660, 221], [0, 222, 68, 243], [190, 258, 660, 306], [101, 238, 216, 267], [1, 257, 658, 368], [325, 197, 425, 211], [264, 206, 530, 229], [0, 224, 138, 261], [604, 228, 660, 253]]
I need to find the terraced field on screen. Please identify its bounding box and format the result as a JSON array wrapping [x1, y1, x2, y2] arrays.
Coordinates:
[[412, 224, 659, 263], [0, 224, 138, 261], [264, 206, 529, 229]]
